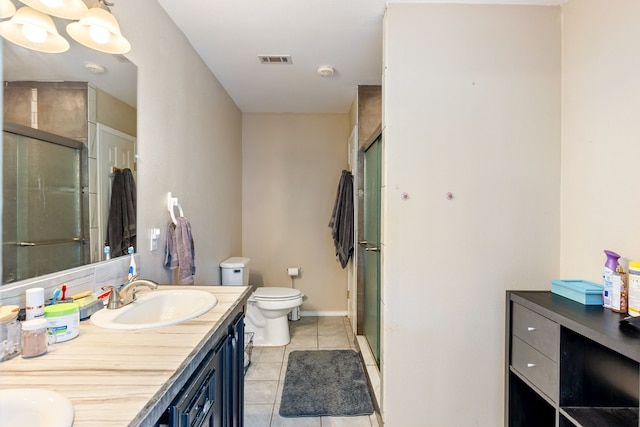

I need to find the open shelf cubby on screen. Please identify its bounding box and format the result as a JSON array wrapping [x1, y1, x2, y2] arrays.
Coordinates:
[[560, 328, 639, 427]]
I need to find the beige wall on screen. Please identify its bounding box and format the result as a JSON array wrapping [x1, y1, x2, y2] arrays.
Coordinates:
[[242, 113, 350, 312], [561, 0, 640, 279], [96, 89, 137, 137], [116, 0, 243, 284], [382, 4, 561, 425]]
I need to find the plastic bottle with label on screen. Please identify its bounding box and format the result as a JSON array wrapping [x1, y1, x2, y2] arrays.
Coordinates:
[[627, 261, 640, 317], [602, 250, 620, 308], [611, 267, 628, 313], [603, 250, 621, 309]]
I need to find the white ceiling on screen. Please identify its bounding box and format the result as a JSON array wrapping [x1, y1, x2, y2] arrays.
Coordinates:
[[156, 0, 385, 114], [156, 0, 567, 114], [2, 0, 567, 115]]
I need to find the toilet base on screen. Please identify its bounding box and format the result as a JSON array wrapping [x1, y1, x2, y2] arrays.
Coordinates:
[[245, 304, 294, 347]]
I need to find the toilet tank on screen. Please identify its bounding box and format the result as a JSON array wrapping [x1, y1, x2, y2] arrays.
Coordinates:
[[220, 257, 250, 286]]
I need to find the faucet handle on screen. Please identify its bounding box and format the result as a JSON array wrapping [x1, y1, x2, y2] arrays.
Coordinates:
[[101, 285, 120, 310]]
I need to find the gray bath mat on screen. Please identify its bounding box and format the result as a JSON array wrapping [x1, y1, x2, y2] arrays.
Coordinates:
[[279, 349, 375, 417]]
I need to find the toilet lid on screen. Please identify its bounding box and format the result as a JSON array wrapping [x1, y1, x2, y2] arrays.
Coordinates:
[[253, 287, 302, 300]]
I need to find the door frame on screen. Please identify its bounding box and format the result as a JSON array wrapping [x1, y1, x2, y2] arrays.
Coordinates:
[[97, 123, 136, 261], [347, 125, 358, 331]]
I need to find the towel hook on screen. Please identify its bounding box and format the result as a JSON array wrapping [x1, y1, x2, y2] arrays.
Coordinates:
[[167, 192, 184, 225]]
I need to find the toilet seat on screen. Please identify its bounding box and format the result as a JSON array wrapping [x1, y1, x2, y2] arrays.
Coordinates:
[[252, 287, 303, 301]]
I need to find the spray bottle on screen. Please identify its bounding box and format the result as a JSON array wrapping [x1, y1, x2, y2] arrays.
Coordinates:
[[603, 250, 621, 309], [128, 246, 136, 281]]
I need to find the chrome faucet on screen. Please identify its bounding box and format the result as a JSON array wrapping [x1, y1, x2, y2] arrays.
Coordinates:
[[102, 275, 159, 310]]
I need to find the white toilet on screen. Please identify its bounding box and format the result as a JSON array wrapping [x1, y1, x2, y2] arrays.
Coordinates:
[[220, 257, 304, 347]]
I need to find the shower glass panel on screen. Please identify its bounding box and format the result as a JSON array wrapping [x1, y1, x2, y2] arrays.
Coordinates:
[[3, 129, 84, 283], [363, 135, 381, 366]]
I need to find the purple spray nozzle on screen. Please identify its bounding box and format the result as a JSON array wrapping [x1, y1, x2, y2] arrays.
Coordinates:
[[604, 250, 621, 270]]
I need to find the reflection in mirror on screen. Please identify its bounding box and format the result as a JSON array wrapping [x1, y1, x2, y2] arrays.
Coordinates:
[[2, 9, 137, 285], [3, 122, 89, 283]]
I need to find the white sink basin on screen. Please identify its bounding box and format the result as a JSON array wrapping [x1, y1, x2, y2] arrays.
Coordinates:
[[0, 388, 74, 427], [91, 289, 217, 330]]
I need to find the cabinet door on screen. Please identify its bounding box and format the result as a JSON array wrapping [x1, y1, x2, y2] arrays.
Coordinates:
[[225, 312, 245, 427], [212, 337, 225, 427]]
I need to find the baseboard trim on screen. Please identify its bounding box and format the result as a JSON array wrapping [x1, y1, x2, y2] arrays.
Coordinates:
[[300, 310, 348, 317]]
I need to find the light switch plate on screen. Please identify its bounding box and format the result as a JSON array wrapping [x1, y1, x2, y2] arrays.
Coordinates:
[[149, 228, 160, 251]]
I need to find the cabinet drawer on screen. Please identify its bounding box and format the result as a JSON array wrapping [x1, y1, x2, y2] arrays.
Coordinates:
[[512, 303, 559, 361], [512, 336, 558, 402]]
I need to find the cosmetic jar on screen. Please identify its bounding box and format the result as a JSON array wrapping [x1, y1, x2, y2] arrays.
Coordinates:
[[44, 302, 79, 343], [21, 318, 51, 358], [25, 287, 45, 320], [0, 305, 20, 361]]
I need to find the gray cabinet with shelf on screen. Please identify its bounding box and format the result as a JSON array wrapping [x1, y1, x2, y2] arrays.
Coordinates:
[[506, 291, 640, 427]]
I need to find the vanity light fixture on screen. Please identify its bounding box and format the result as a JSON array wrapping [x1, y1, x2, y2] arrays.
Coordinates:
[[0, 6, 70, 53], [18, 0, 87, 20], [0, 0, 16, 19], [66, 0, 130, 54]]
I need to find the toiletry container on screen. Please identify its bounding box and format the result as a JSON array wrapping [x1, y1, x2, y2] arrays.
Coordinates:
[[628, 261, 640, 317], [21, 319, 51, 358], [25, 287, 45, 320], [611, 270, 628, 313], [44, 303, 80, 342], [0, 305, 20, 361], [603, 250, 621, 308], [220, 257, 250, 285]]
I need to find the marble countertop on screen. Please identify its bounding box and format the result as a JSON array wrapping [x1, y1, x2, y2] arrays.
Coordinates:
[[0, 285, 251, 427]]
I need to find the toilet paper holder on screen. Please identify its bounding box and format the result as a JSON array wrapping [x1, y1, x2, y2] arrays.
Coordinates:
[[287, 267, 301, 277]]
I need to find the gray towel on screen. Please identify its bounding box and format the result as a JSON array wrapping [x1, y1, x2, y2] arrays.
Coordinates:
[[106, 168, 137, 257], [328, 170, 354, 269], [164, 217, 195, 285]]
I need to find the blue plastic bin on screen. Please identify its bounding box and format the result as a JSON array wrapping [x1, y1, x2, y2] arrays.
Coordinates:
[[551, 280, 603, 305]]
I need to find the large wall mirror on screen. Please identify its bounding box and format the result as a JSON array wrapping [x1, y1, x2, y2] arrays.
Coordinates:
[[2, 7, 137, 285]]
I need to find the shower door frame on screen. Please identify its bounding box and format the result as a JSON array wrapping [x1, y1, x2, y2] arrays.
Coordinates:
[[2, 122, 89, 283], [356, 130, 382, 367]]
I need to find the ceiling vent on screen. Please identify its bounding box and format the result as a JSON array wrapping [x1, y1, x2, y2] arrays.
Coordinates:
[[258, 55, 292, 64]]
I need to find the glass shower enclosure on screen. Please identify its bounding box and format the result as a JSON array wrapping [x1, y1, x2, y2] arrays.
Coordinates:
[[3, 122, 88, 284]]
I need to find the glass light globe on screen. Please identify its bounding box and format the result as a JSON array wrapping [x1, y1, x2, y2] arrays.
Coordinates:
[[89, 24, 110, 44], [39, 0, 63, 8], [22, 22, 47, 43]]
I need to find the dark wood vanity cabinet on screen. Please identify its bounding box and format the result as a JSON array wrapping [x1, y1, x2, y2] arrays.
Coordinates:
[[506, 291, 640, 427], [157, 312, 246, 427]]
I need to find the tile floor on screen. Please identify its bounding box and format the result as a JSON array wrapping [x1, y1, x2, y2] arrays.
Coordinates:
[[244, 316, 380, 427]]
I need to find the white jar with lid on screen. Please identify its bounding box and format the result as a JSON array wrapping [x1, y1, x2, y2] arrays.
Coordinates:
[[628, 261, 640, 317], [25, 287, 45, 320], [44, 302, 79, 342]]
